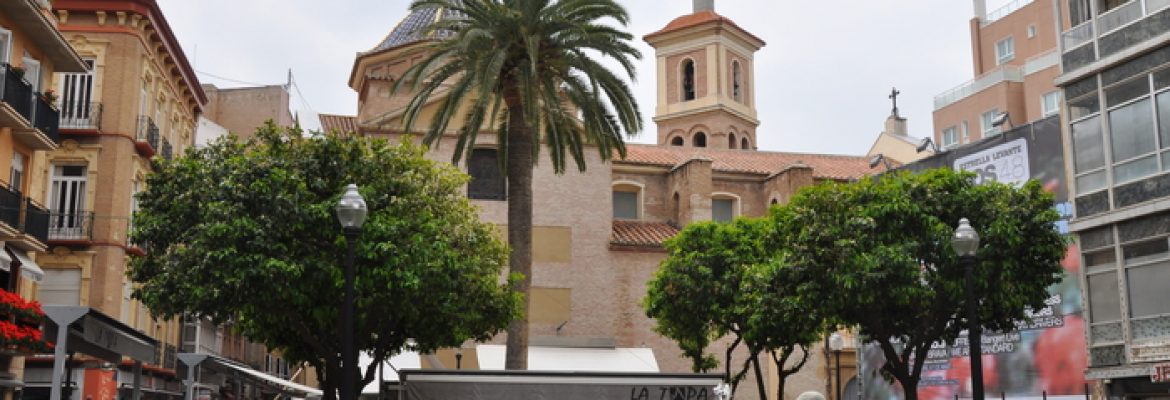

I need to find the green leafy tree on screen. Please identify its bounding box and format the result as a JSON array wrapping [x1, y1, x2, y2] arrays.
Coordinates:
[[397, 0, 643, 369], [778, 168, 1065, 400], [129, 124, 520, 400], [645, 218, 822, 400]]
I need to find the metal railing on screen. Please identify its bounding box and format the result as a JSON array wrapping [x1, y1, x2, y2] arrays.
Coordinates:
[[33, 95, 59, 143], [1061, 0, 1170, 53], [23, 199, 49, 244], [136, 115, 160, 150], [1, 64, 33, 122], [0, 184, 20, 229], [1062, 22, 1094, 50], [59, 101, 101, 130], [48, 211, 94, 241], [1098, 0, 1144, 34], [983, 0, 1034, 25], [933, 65, 1025, 110]]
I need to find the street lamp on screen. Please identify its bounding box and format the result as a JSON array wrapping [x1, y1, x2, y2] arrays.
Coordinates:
[[951, 218, 982, 400], [828, 332, 844, 400], [336, 184, 368, 400]]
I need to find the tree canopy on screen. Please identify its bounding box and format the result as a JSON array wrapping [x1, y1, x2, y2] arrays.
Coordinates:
[[129, 124, 520, 400], [645, 217, 823, 400], [777, 168, 1065, 399], [399, 0, 643, 369]]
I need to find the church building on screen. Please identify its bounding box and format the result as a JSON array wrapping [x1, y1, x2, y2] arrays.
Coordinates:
[[325, 1, 877, 398]]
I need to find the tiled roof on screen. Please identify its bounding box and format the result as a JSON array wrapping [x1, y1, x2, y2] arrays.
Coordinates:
[[319, 114, 358, 134], [644, 10, 765, 45], [617, 144, 876, 181], [368, 3, 463, 53], [610, 220, 680, 249]]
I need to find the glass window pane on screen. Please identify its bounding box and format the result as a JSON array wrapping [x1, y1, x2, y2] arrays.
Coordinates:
[[1113, 155, 1158, 183], [1105, 76, 1150, 107], [712, 199, 734, 222], [1156, 67, 1170, 91], [1127, 262, 1170, 317], [1089, 272, 1122, 322], [1109, 98, 1155, 161], [1085, 249, 1118, 274], [613, 191, 638, 219], [1069, 94, 1100, 120], [1123, 239, 1169, 264], [1158, 91, 1170, 149], [1076, 171, 1107, 195], [1073, 116, 1105, 173]]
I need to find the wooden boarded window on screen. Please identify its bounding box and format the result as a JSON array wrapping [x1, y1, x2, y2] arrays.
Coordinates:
[[468, 148, 505, 200]]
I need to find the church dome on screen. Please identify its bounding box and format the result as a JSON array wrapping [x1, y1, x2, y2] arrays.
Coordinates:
[[369, 2, 464, 53]]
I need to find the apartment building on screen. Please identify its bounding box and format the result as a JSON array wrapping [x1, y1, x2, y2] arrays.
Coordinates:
[[0, 1, 86, 399], [932, 0, 1066, 149], [1056, 0, 1170, 396]]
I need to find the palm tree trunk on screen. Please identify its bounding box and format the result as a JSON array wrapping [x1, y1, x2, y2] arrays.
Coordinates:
[[503, 98, 533, 370]]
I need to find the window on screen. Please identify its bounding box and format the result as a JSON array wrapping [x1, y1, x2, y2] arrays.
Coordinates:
[[1072, 116, 1107, 194], [995, 37, 1014, 65], [741, 137, 749, 150], [682, 59, 696, 101], [1109, 98, 1156, 183], [731, 60, 742, 102], [1042, 91, 1062, 116], [61, 59, 96, 127], [728, 133, 737, 149], [981, 109, 1001, 137], [467, 149, 505, 200], [671, 136, 684, 146], [693, 132, 707, 148], [941, 126, 959, 148], [1027, 25, 1037, 38], [612, 183, 641, 220], [39, 269, 82, 305], [49, 165, 88, 237], [712, 193, 739, 222], [9, 152, 23, 193], [22, 56, 41, 90], [0, 28, 11, 65], [961, 121, 970, 143]]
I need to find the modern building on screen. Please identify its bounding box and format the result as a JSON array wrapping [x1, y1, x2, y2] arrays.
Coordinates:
[[932, 0, 1065, 150], [334, 1, 878, 398], [1056, 0, 1170, 396], [0, 0, 86, 398]]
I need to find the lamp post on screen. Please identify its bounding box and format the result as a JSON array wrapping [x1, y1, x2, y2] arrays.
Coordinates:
[[828, 332, 844, 400], [336, 184, 368, 400], [952, 218, 982, 400]]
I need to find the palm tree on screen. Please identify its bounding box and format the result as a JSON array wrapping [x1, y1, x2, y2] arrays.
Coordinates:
[[397, 0, 643, 369]]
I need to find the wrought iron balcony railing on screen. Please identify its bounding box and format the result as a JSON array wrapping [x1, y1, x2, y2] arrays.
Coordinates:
[[1, 64, 34, 122], [33, 95, 59, 143], [48, 211, 94, 241], [59, 101, 102, 130], [0, 183, 20, 229], [23, 199, 49, 244]]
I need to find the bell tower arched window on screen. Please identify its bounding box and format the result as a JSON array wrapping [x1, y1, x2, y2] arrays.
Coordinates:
[[693, 132, 707, 148], [732, 60, 742, 102], [682, 59, 696, 101]]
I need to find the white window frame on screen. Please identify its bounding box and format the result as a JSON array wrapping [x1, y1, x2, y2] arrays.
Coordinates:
[[48, 164, 88, 238], [1042, 91, 1062, 117], [711, 192, 741, 222], [10, 152, 24, 192], [981, 109, 1001, 137], [0, 28, 11, 65], [22, 56, 41, 90], [612, 180, 644, 220], [941, 126, 959, 149], [996, 37, 1015, 65], [961, 121, 970, 144], [1027, 25, 1037, 39]]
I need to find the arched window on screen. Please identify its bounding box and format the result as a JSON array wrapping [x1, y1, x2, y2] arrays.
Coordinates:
[[693, 132, 707, 148], [741, 137, 750, 150], [728, 133, 737, 149], [682, 59, 696, 101], [671, 136, 684, 146], [732, 60, 742, 102]]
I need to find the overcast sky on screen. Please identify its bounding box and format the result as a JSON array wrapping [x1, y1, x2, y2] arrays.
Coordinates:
[[156, 0, 1014, 155]]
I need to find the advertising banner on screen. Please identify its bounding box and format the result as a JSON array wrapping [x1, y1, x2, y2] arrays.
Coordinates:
[[857, 116, 1088, 399]]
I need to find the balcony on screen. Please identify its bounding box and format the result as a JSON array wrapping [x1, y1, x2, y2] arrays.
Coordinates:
[[48, 211, 94, 242], [0, 64, 34, 126], [0, 184, 21, 235], [24, 199, 48, 245], [59, 101, 102, 130], [32, 95, 59, 143], [135, 116, 161, 157], [933, 65, 1025, 110], [983, 0, 1034, 26]]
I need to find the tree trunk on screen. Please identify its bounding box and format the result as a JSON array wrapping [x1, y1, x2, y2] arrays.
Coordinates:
[[503, 96, 534, 370], [898, 376, 920, 400], [751, 354, 768, 400]]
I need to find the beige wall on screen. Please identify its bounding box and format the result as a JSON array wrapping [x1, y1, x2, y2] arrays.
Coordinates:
[[202, 84, 296, 139]]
